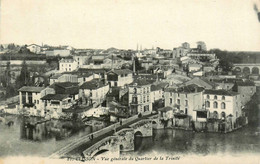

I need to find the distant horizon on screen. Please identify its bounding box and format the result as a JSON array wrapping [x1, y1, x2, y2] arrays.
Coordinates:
[[2, 42, 260, 53], [1, 0, 260, 51]]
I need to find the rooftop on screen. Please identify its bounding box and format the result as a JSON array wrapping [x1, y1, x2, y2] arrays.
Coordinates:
[[130, 79, 153, 86], [80, 79, 107, 90], [204, 89, 239, 96], [165, 84, 204, 93], [41, 94, 70, 100], [108, 69, 133, 75], [18, 86, 45, 93]]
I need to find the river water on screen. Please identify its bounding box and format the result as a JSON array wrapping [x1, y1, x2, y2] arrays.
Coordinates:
[[0, 107, 260, 157], [0, 115, 105, 157]]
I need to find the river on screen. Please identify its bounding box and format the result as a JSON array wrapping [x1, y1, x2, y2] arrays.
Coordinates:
[[0, 115, 105, 157], [0, 104, 259, 157]]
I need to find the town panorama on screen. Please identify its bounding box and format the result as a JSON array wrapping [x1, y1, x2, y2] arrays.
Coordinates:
[[0, 42, 260, 160]]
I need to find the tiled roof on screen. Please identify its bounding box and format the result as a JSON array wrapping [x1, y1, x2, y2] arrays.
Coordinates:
[[80, 79, 107, 90], [109, 69, 133, 75], [204, 89, 239, 96], [130, 79, 153, 86], [165, 84, 204, 93], [41, 94, 69, 100], [18, 86, 45, 93], [236, 80, 255, 86], [55, 82, 79, 88], [151, 85, 163, 91]]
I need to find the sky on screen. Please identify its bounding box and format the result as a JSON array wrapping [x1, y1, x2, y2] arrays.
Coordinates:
[[0, 0, 260, 51]]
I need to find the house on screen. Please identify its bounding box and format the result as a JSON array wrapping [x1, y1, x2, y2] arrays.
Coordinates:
[[18, 86, 55, 117], [188, 63, 202, 72], [79, 79, 109, 106], [204, 89, 242, 129], [73, 54, 91, 67], [108, 101, 129, 122], [150, 83, 168, 103], [164, 84, 204, 120], [157, 106, 174, 128], [107, 69, 133, 87], [50, 73, 78, 85], [41, 94, 73, 119], [128, 79, 153, 115], [59, 58, 78, 72], [185, 77, 216, 89], [26, 44, 42, 54], [50, 82, 79, 101], [232, 80, 256, 106]]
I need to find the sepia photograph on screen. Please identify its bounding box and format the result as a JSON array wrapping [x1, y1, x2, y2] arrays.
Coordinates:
[[0, 0, 260, 163]]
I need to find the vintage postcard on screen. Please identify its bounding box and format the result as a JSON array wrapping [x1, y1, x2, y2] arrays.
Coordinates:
[[0, 0, 260, 164]]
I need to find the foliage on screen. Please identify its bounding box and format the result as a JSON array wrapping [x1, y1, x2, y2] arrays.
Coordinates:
[[15, 61, 31, 89]]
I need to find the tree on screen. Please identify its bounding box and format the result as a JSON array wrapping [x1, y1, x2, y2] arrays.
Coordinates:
[[16, 61, 30, 88]]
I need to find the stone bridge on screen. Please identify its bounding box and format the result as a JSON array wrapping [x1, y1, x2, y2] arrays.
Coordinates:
[[82, 119, 152, 158], [83, 136, 120, 158], [233, 63, 260, 75], [129, 119, 153, 137]]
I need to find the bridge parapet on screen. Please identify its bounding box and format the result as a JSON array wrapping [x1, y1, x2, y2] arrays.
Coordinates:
[[130, 119, 152, 137], [114, 128, 134, 152], [83, 136, 119, 158]]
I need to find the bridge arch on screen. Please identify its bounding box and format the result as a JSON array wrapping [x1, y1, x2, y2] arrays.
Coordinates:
[[252, 67, 259, 74], [93, 149, 109, 157], [134, 131, 143, 137], [243, 67, 250, 74]]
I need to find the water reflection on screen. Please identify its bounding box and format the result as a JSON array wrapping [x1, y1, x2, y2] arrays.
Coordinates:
[[19, 117, 91, 141], [134, 126, 260, 156]]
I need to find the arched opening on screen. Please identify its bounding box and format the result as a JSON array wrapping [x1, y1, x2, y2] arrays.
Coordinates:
[[243, 67, 250, 74], [213, 111, 218, 119], [221, 102, 226, 109], [134, 131, 143, 137], [134, 131, 143, 150], [206, 101, 210, 108], [93, 149, 109, 157], [152, 121, 157, 124], [213, 101, 218, 108], [221, 112, 226, 119], [252, 67, 259, 75]]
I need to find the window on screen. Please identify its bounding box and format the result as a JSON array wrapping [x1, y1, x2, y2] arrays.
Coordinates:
[[222, 96, 225, 100], [185, 108, 188, 114], [178, 93, 180, 97], [143, 88, 146, 93], [206, 101, 210, 108], [69, 64, 71, 67], [185, 100, 188, 106], [170, 98, 173, 104], [177, 99, 180, 105], [185, 94, 187, 98], [214, 95, 217, 100], [134, 88, 137, 94], [213, 101, 218, 108], [207, 95, 210, 99], [37, 100, 39, 104], [143, 96, 146, 103], [221, 102, 226, 109], [147, 95, 149, 102]]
